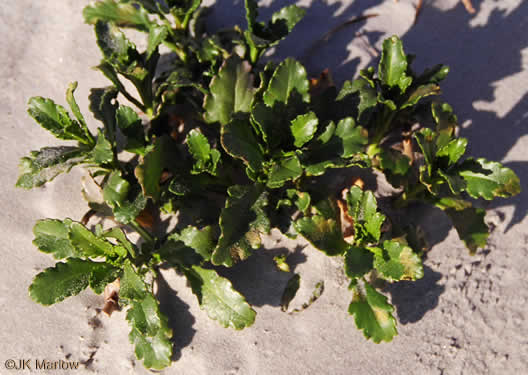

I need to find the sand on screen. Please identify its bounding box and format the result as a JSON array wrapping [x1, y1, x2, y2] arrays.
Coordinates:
[[1, 0, 527, 373]]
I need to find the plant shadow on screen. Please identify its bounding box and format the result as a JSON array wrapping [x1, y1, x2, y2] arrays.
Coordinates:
[[156, 271, 197, 362], [384, 264, 445, 324]]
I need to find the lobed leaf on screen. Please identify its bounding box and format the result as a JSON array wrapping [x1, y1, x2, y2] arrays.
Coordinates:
[[290, 111, 318, 148], [266, 153, 303, 189], [443, 206, 489, 254], [27, 97, 91, 144], [184, 265, 256, 329], [459, 158, 521, 200], [221, 116, 264, 173], [204, 55, 256, 124], [372, 240, 423, 281], [16, 147, 88, 189], [83, 0, 151, 31], [212, 185, 269, 266], [263, 58, 309, 106], [127, 293, 173, 370], [33, 219, 77, 259], [378, 36, 412, 92], [346, 186, 385, 243], [348, 280, 397, 343], [29, 258, 118, 305]]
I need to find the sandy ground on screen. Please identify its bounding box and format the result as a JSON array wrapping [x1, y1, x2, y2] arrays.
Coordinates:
[[1, 0, 527, 374]]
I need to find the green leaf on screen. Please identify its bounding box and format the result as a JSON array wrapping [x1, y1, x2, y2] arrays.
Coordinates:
[[184, 265, 256, 329], [378, 148, 411, 176], [459, 158, 521, 200], [344, 246, 374, 279], [281, 273, 300, 311], [348, 77, 377, 118], [120, 261, 147, 302], [270, 5, 305, 36], [83, 0, 151, 31], [334, 117, 368, 158], [93, 129, 114, 164], [102, 227, 136, 258], [103, 171, 130, 207], [95, 21, 139, 71], [291, 111, 318, 148], [135, 136, 174, 201], [127, 293, 172, 370], [29, 258, 117, 305], [187, 129, 221, 175], [444, 207, 489, 254], [401, 84, 440, 109], [266, 153, 302, 188], [372, 240, 423, 281], [16, 147, 88, 189], [378, 35, 412, 92], [147, 25, 169, 60], [346, 186, 385, 243], [204, 55, 256, 124], [221, 116, 264, 172], [69, 222, 116, 258], [432, 101, 457, 135], [66, 82, 93, 144], [436, 137, 467, 166], [33, 219, 77, 259], [27, 97, 91, 144], [116, 105, 146, 155], [295, 199, 349, 256], [348, 280, 397, 343], [263, 58, 310, 106], [89, 86, 119, 140], [212, 185, 270, 266], [172, 226, 216, 261]]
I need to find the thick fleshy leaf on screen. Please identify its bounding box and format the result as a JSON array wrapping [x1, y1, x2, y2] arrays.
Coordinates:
[[172, 226, 216, 261], [116, 105, 146, 155], [69, 222, 116, 258], [186, 129, 221, 175], [212, 185, 269, 266], [27, 97, 90, 144], [266, 153, 302, 188], [29, 258, 118, 305], [147, 25, 168, 59], [416, 64, 450, 85], [436, 137, 467, 166], [204, 55, 256, 124], [344, 246, 374, 279], [372, 240, 423, 281], [295, 199, 349, 256], [120, 261, 147, 302], [459, 158, 521, 200], [269, 5, 305, 36], [135, 136, 173, 201], [348, 280, 397, 343], [66, 82, 93, 144], [221, 116, 264, 172], [103, 172, 130, 207], [290, 111, 318, 148], [378, 36, 412, 92], [401, 84, 440, 109], [432, 101, 457, 135], [444, 207, 489, 254], [89, 86, 119, 140], [346, 186, 385, 244], [33, 219, 77, 259], [93, 129, 114, 164], [281, 273, 300, 311], [263, 58, 309, 106], [184, 265, 256, 329], [334, 117, 368, 158], [83, 0, 151, 30], [347, 77, 377, 119], [127, 293, 172, 370], [16, 147, 88, 189], [378, 148, 411, 176], [95, 21, 139, 72]]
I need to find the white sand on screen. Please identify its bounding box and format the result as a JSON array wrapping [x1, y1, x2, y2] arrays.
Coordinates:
[[1, 0, 527, 373]]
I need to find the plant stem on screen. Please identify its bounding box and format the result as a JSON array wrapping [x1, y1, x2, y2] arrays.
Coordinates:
[[130, 220, 155, 244]]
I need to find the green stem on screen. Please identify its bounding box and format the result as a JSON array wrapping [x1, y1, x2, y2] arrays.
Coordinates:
[[130, 220, 155, 244]]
